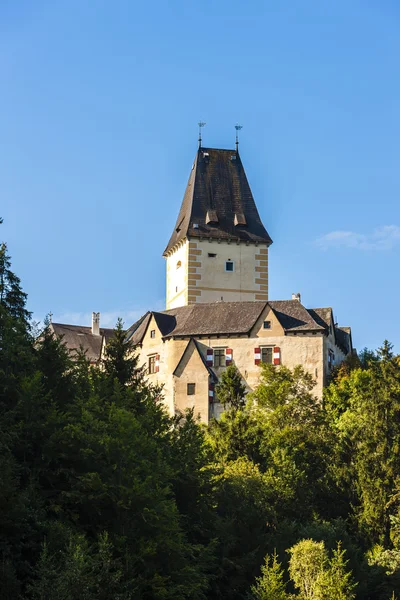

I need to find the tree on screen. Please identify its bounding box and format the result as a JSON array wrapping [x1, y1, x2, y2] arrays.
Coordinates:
[[215, 365, 246, 410], [0, 236, 33, 411], [314, 543, 356, 600], [288, 539, 326, 598], [250, 551, 288, 600]]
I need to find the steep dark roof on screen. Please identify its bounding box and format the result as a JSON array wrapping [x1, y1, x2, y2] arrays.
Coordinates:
[[164, 148, 272, 254], [269, 301, 326, 333], [307, 308, 333, 332], [335, 326, 352, 354], [51, 323, 115, 362]]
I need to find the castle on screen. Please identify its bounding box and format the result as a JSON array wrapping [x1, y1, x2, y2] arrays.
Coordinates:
[[51, 143, 352, 422]]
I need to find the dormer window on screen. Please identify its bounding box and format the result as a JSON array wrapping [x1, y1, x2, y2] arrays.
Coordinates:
[[225, 260, 234, 272]]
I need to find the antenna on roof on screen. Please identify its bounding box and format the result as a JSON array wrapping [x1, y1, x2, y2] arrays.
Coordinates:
[[198, 121, 206, 148], [49, 311, 53, 323], [235, 123, 243, 152]]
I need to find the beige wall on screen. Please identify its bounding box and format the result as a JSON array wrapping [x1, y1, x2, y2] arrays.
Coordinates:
[[173, 341, 210, 422], [135, 306, 349, 423], [165, 237, 270, 308], [166, 242, 189, 309]]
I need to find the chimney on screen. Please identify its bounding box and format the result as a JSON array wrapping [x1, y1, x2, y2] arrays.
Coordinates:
[[292, 293, 301, 302], [92, 312, 100, 336]]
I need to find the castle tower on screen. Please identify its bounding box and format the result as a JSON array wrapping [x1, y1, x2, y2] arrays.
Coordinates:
[[163, 147, 272, 309]]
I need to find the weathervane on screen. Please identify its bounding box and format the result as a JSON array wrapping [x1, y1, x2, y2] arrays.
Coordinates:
[[198, 121, 206, 148], [235, 123, 243, 152]]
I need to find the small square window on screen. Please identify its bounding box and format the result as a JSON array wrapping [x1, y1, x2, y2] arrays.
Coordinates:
[[225, 261, 234, 272], [187, 383, 196, 395], [261, 347, 273, 364], [263, 320, 271, 329], [150, 330, 156, 338]]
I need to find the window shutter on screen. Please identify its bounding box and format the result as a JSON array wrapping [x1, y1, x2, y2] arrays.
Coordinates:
[[208, 383, 214, 404], [273, 347, 280, 366], [206, 348, 213, 367], [155, 354, 160, 372], [226, 348, 233, 366], [254, 347, 261, 365]]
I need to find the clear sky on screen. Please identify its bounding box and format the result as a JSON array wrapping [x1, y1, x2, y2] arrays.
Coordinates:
[[1, 0, 399, 352]]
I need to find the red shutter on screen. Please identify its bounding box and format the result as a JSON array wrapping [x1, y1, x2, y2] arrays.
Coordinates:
[[155, 354, 160, 372], [273, 347, 280, 366], [206, 348, 213, 367], [208, 383, 214, 404], [254, 347, 261, 365], [226, 348, 233, 366]]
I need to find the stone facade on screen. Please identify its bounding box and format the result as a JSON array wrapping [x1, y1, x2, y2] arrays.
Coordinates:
[[133, 302, 350, 424], [166, 239, 269, 308]]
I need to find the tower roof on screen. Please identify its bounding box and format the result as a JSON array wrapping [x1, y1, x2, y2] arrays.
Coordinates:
[[163, 147, 273, 255]]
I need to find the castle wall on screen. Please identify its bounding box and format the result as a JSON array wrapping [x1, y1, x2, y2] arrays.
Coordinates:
[[166, 242, 189, 309], [137, 313, 326, 423], [165, 238, 270, 308]]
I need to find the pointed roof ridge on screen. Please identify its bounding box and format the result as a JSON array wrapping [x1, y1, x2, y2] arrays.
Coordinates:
[[173, 337, 218, 381], [163, 147, 272, 255]]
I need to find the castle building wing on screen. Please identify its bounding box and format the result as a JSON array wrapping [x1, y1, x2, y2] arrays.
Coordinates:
[[164, 148, 272, 255], [126, 300, 351, 343], [50, 323, 115, 363]]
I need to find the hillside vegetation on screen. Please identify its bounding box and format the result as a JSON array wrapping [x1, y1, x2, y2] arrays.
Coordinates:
[[1, 231, 400, 599]]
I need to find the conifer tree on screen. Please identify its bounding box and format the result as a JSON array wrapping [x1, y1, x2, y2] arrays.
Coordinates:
[[215, 364, 246, 409], [250, 551, 288, 600]]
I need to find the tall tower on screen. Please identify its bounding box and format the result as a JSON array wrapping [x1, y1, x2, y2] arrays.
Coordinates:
[[163, 147, 272, 309]]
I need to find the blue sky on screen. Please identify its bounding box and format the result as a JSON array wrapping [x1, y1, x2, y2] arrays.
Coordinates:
[[1, 0, 399, 352]]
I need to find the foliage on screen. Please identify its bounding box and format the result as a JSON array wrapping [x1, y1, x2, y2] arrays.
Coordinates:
[[249, 550, 288, 600], [215, 364, 246, 409], [1, 228, 400, 599]]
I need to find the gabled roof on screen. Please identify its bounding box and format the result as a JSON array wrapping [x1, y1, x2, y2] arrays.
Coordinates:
[[127, 302, 267, 344], [269, 301, 326, 333], [164, 147, 273, 255], [51, 323, 115, 363], [307, 307, 333, 332], [173, 338, 218, 382]]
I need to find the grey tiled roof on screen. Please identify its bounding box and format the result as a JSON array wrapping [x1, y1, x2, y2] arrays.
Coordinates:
[[126, 300, 337, 345], [51, 323, 115, 362], [307, 308, 333, 332], [269, 301, 326, 332], [164, 148, 273, 254], [127, 301, 267, 344]]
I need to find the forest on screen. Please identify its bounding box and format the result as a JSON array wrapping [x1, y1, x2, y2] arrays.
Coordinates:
[[1, 227, 400, 599]]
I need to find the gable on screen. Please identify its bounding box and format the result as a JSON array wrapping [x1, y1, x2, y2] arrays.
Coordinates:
[[173, 339, 211, 379], [252, 305, 285, 338]]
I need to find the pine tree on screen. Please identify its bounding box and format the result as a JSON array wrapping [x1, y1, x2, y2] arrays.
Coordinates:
[[215, 364, 246, 409], [0, 233, 33, 411], [250, 551, 288, 600]]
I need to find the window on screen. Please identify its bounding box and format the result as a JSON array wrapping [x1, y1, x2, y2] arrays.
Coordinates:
[[150, 329, 155, 338], [261, 347, 273, 364], [176, 261, 182, 269], [208, 253, 217, 258], [225, 261, 234, 272], [263, 320, 271, 329], [214, 348, 226, 367], [187, 383, 196, 395], [148, 355, 156, 374]]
